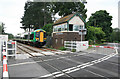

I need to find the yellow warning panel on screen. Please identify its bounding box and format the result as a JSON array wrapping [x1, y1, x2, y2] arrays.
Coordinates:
[[40, 32, 44, 42]]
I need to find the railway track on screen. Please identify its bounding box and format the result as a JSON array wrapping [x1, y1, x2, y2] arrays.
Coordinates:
[[17, 42, 96, 62], [17, 42, 75, 78], [17, 42, 67, 55]]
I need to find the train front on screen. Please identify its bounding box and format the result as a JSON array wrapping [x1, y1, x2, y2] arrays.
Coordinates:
[[35, 29, 46, 47]]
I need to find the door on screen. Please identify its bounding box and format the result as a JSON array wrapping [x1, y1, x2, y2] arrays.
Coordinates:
[[40, 32, 44, 42]]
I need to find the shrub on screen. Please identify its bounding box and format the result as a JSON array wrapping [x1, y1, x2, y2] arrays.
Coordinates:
[[59, 46, 67, 51], [72, 49, 76, 52]]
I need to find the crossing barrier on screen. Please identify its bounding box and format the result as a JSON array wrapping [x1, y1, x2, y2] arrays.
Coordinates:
[[83, 44, 118, 49], [3, 55, 9, 77], [1, 41, 9, 78]]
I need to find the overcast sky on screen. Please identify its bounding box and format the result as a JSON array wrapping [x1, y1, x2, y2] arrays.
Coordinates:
[[0, 0, 119, 36]]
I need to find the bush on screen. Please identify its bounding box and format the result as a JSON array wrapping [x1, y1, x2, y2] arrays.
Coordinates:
[[72, 49, 76, 52], [59, 47, 67, 51]]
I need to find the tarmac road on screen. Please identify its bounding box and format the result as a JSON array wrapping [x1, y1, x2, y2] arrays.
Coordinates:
[[0, 43, 119, 79]]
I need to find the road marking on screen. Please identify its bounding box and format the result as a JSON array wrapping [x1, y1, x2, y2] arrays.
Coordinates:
[[84, 69, 106, 78], [40, 53, 118, 78], [0, 53, 89, 68]]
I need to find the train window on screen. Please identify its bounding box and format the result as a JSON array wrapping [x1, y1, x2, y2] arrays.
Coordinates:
[[24, 35, 28, 39], [30, 34, 34, 40], [36, 32, 39, 38], [44, 32, 46, 38]]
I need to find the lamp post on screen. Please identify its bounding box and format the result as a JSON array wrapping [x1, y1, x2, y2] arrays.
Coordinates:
[[81, 26, 83, 42]]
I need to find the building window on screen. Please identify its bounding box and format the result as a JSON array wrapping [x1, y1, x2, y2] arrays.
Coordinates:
[[73, 25, 79, 31], [64, 24, 67, 31], [53, 24, 67, 32], [58, 25, 61, 32], [80, 25, 83, 29], [69, 24, 73, 31], [61, 25, 64, 31], [54, 26, 58, 32]]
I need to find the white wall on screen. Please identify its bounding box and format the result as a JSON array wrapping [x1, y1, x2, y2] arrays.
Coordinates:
[[69, 16, 84, 26]]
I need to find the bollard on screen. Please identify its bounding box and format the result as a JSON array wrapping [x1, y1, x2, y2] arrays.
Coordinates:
[[3, 55, 9, 78]]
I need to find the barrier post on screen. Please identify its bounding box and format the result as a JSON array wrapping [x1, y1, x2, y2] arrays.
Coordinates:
[[2, 41, 9, 79], [3, 55, 9, 78]]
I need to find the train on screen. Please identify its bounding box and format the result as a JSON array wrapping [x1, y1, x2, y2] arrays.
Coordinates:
[[15, 29, 46, 47]]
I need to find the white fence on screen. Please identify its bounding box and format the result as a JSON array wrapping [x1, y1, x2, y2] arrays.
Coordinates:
[[7, 41, 17, 59], [64, 41, 88, 52]]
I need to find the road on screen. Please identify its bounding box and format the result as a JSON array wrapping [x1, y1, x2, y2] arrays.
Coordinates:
[[0, 43, 119, 79]]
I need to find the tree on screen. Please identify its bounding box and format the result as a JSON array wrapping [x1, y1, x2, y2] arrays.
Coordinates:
[[20, 2, 53, 30], [110, 28, 120, 43], [42, 23, 53, 36], [87, 10, 113, 41], [86, 26, 105, 44], [51, 2, 87, 20], [0, 23, 5, 34]]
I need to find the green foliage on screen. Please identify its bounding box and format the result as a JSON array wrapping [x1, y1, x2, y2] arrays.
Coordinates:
[[42, 23, 53, 36], [3, 33, 14, 39], [72, 49, 76, 52], [110, 28, 120, 42], [59, 46, 67, 51], [51, 2, 87, 19], [87, 10, 113, 41], [8, 34, 14, 39], [20, 2, 53, 30], [0, 23, 5, 34], [86, 26, 105, 44], [21, 2, 87, 31]]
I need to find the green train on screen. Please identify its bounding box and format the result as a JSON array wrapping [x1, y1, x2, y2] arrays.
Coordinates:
[[16, 29, 46, 47]]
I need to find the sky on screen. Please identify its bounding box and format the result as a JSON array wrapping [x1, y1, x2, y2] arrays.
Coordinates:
[[0, 0, 119, 36]]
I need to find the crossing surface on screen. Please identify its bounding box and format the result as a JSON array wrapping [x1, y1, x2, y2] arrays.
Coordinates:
[[0, 43, 119, 79]]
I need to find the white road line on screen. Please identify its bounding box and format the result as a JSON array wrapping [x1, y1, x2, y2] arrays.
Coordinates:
[[0, 52, 88, 68], [40, 53, 118, 78], [84, 69, 106, 78]]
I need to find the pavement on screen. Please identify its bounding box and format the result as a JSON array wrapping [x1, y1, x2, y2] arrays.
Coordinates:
[[0, 61, 2, 78], [0, 43, 119, 79]]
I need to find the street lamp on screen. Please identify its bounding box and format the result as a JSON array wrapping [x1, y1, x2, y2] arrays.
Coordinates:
[[79, 26, 87, 42]]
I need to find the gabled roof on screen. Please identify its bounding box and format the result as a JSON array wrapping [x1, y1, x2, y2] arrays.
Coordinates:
[[34, 29, 46, 32], [53, 13, 86, 25]]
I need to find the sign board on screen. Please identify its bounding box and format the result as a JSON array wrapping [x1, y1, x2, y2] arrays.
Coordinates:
[[76, 41, 88, 51], [79, 29, 87, 35]]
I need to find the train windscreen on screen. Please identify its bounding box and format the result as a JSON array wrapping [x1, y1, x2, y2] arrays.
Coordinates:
[[36, 32, 39, 38]]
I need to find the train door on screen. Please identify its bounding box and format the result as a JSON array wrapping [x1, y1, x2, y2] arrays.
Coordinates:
[[40, 31, 44, 42]]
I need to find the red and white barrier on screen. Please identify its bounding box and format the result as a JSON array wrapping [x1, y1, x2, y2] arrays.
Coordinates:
[[2, 50, 7, 56], [3, 55, 9, 77], [83, 44, 118, 49]]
